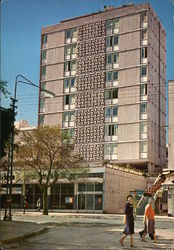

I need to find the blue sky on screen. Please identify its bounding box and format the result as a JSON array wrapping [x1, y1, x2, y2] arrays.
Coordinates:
[[1, 0, 174, 126]]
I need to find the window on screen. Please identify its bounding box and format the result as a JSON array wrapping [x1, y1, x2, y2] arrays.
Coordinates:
[[41, 82, 46, 90], [65, 44, 77, 55], [39, 115, 44, 125], [140, 84, 147, 96], [140, 102, 147, 114], [104, 143, 118, 159], [64, 78, 75, 92], [106, 18, 119, 31], [105, 106, 118, 121], [141, 12, 147, 22], [105, 107, 111, 118], [63, 112, 75, 128], [41, 66, 46, 76], [113, 106, 118, 116], [140, 141, 147, 153], [141, 47, 147, 58], [140, 122, 147, 134], [64, 94, 75, 106], [63, 111, 75, 123], [106, 35, 119, 47], [106, 71, 118, 82], [141, 66, 147, 76], [106, 52, 119, 64], [141, 30, 147, 40], [42, 50, 47, 60], [65, 28, 77, 40], [40, 99, 45, 109], [42, 34, 47, 44], [105, 124, 118, 136], [105, 89, 118, 100], [64, 61, 76, 72]]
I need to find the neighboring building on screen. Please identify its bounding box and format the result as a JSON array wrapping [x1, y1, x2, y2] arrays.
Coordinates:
[[38, 3, 166, 174], [166, 80, 174, 216], [168, 80, 174, 170]]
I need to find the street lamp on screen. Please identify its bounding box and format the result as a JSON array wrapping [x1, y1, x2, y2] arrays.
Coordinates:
[[5, 74, 55, 221]]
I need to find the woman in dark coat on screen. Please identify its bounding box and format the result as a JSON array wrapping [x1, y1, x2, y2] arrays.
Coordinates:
[[120, 195, 135, 247]]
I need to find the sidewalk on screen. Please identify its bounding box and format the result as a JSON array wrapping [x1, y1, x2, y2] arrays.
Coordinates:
[[0, 220, 46, 244]]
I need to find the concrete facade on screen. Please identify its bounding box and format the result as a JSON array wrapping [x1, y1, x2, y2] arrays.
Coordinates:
[[38, 3, 166, 173], [104, 164, 146, 213]]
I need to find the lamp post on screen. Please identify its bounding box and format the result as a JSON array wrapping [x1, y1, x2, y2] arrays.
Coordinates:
[[5, 74, 55, 221]]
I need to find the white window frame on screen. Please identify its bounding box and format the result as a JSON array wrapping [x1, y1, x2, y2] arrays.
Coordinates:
[[140, 122, 147, 139], [105, 106, 118, 123], [106, 35, 119, 52], [106, 71, 118, 87], [64, 94, 75, 110], [140, 141, 147, 158], [64, 78, 76, 93], [106, 18, 119, 35], [104, 143, 118, 160], [65, 44, 77, 60], [140, 102, 147, 120], [106, 52, 119, 69], [105, 124, 118, 141], [65, 28, 77, 43], [140, 84, 147, 101], [63, 111, 75, 127], [105, 88, 118, 105]]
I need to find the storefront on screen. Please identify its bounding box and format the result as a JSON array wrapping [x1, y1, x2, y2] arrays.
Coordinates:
[[1, 170, 104, 212]]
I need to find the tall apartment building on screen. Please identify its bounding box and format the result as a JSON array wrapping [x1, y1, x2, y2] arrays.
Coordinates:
[[38, 3, 166, 174]]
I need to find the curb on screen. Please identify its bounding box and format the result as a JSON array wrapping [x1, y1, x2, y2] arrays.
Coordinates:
[[0, 226, 47, 244]]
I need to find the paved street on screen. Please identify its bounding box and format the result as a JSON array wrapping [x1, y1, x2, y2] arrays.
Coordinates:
[[1, 212, 174, 250]]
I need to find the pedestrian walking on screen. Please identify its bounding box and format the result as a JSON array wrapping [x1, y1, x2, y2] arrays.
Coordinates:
[[119, 195, 135, 247], [36, 198, 41, 212], [141, 198, 157, 243]]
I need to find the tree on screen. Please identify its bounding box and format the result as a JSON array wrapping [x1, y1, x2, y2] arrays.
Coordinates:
[[0, 79, 11, 158], [0, 79, 10, 98], [0, 107, 14, 158], [15, 126, 86, 215]]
